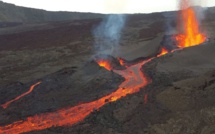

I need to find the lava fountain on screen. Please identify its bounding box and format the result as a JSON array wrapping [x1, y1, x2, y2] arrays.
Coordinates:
[[175, 0, 206, 48]]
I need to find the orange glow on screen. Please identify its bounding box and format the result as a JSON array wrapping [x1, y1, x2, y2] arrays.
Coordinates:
[[144, 94, 148, 104], [0, 58, 152, 134], [1, 82, 41, 109], [175, 0, 206, 48], [117, 57, 125, 66], [96, 59, 112, 71], [157, 47, 168, 57]]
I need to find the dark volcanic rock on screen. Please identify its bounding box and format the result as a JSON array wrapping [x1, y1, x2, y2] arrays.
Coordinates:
[[0, 64, 124, 126]]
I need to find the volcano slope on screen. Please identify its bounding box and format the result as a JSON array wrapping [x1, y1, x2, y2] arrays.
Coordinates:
[[0, 9, 215, 134]]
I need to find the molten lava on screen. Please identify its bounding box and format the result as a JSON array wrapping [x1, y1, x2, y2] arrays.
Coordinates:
[[175, 0, 206, 48], [144, 94, 148, 104], [157, 47, 168, 57], [1, 82, 41, 109], [117, 57, 125, 66], [0, 59, 152, 134], [96, 59, 112, 71]]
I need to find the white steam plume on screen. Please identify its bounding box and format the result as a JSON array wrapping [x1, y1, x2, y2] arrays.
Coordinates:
[[93, 14, 126, 55]]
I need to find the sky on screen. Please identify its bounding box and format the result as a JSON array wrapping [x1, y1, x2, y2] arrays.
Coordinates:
[[1, 0, 215, 13]]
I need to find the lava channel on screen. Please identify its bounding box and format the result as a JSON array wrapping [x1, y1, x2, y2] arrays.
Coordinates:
[[0, 59, 152, 134], [1, 82, 41, 109]]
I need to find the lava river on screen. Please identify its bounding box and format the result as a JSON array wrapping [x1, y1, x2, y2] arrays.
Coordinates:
[[0, 58, 153, 134]]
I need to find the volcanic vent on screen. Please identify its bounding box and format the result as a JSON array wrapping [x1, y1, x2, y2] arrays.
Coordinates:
[[161, 0, 206, 52]]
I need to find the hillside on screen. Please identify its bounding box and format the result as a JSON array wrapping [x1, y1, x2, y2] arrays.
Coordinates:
[[0, 1, 103, 22]]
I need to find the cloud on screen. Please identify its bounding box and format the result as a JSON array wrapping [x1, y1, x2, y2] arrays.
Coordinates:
[[2, 0, 215, 13], [104, 0, 128, 13]]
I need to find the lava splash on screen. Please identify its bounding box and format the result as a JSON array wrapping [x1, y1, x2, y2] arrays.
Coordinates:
[[175, 0, 206, 48], [157, 47, 168, 57]]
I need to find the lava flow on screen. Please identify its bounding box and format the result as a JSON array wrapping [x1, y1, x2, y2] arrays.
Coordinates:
[[1, 82, 41, 109], [175, 0, 206, 48], [117, 57, 126, 66], [0, 58, 152, 134]]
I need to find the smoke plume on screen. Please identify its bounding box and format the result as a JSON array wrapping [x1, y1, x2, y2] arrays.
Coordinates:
[[163, 12, 177, 35], [163, 0, 206, 34], [181, 0, 206, 21], [93, 14, 126, 55]]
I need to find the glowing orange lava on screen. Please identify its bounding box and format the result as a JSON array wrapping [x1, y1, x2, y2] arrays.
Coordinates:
[[0, 59, 152, 134], [157, 47, 168, 57], [144, 94, 148, 104], [117, 57, 125, 66], [175, 0, 206, 48], [96, 59, 112, 71], [1, 82, 41, 109]]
